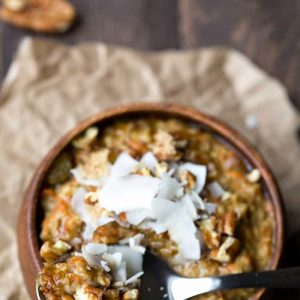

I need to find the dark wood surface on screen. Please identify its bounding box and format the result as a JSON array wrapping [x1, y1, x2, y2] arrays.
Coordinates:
[[0, 0, 300, 108]]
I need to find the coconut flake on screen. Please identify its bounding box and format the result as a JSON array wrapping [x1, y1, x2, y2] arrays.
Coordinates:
[[71, 187, 89, 221], [165, 206, 200, 260], [208, 181, 225, 198], [82, 243, 107, 267], [100, 260, 111, 272], [100, 174, 161, 213], [178, 163, 207, 193], [157, 173, 181, 200], [110, 152, 138, 178], [129, 234, 146, 254], [102, 252, 123, 270], [140, 152, 158, 171], [151, 197, 200, 260], [71, 168, 105, 187], [85, 243, 108, 255], [204, 202, 217, 214], [189, 191, 206, 210], [108, 246, 143, 277], [125, 271, 144, 285], [179, 194, 199, 220], [151, 197, 177, 221], [70, 237, 82, 247], [139, 220, 167, 234], [115, 261, 127, 282], [126, 209, 153, 225]]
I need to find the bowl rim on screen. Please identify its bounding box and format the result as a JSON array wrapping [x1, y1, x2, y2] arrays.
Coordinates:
[[18, 102, 285, 300]]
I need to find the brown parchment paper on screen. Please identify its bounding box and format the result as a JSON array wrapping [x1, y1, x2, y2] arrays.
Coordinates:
[[0, 37, 299, 300]]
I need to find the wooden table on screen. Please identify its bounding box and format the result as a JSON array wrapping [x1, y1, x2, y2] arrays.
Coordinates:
[[0, 0, 300, 108]]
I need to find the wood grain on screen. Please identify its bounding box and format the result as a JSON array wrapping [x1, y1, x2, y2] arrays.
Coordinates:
[[0, 0, 299, 110], [0, 0, 179, 80], [178, 0, 300, 109]]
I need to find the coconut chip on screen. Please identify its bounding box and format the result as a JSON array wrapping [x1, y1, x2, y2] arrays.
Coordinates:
[[208, 181, 226, 198], [140, 152, 158, 172], [71, 168, 105, 187], [109, 152, 138, 179], [99, 174, 161, 213], [128, 234, 146, 254], [157, 173, 181, 200]]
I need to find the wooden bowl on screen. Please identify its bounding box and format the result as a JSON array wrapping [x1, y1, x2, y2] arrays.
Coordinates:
[[18, 103, 285, 299]]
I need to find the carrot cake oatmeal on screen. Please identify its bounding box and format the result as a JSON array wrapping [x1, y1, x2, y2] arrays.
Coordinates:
[[37, 118, 274, 300]]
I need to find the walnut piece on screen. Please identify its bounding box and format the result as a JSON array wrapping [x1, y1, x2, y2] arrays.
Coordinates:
[[40, 240, 71, 262], [72, 127, 99, 150], [210, 236, 240, 263], [246, 169, 261, 183], [0, 0, 76, 33], [122, 289, 139, 300], [74, 285, 104, 300], [199, 217, 221, 249], [178, 170, 196, 192], [218, 211, 236, 236]]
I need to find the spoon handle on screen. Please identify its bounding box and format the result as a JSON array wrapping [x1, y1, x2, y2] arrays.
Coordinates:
[[214, 266, 300, 289], [170, 267, 300, 300]]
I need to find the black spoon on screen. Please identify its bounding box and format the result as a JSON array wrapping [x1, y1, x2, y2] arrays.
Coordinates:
[[140, 251, 300, 300]]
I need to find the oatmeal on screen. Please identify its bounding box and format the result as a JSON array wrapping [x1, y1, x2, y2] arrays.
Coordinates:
[[38, 118, 274, 300]]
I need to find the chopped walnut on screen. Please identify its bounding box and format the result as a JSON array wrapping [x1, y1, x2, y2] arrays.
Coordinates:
[[38, 256, 110, 299], [199, 216, 217, 232], [103, 289, 120, 299], [151, 130, 180, 161], [92, 222, 135, 245], [122, 289, 139, 300], [93, 222, 120, 245], [218, 211, 236, 236], [210, 237, 240, 263], [246, 169, 261, 183], [56, 180, 80, 203], [178, 170, 196, 192], [202, 230, 221, 250], [199, 217, 221, 249], [234, 202, 248, 220], [72, 127, 99, 150], [74, 285, 103, 300], [41, 201, 83, 242], [40, 240, 72, 262], [174, 139, 188, 149], [221, 191, 232, 201], [125, 139, 148, 156]]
